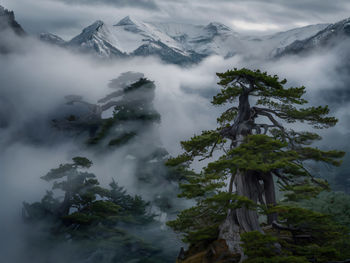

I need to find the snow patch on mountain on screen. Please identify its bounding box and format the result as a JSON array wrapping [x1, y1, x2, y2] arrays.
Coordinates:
[[68, 20, 125, 57], [39, 33, 66, 46]]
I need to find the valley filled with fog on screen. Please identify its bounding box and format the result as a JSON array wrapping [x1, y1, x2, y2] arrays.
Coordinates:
[[1, 1, 350, 262]]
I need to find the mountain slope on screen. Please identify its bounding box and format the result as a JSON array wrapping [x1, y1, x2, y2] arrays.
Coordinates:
[[51, 16, 243, 63], [66, 17, 202, 63], [39, 32, 66, 46], [276, 18, 350, 56], [151, 21, 242, 57], [0, 5, 26, 54], [68, 20, 126, 57], [260, 23, 329, 57]]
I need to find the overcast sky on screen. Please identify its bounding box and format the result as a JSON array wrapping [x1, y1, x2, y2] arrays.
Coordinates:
[[1, 0, 350, 39]]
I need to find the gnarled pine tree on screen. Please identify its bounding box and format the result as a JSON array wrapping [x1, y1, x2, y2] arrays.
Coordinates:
[[167, 68, 345, 261]]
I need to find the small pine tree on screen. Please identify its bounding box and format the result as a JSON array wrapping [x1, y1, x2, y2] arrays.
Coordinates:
[[22, 157, 169, 263], [88, 77, 160, 146], [53, 73, 181, 215]]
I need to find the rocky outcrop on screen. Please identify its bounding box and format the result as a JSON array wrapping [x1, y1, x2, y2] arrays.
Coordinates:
[[177, 240, 240, 263], [0, 5, 25, 35]]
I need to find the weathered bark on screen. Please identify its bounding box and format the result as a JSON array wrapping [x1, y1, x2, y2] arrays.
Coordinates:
[[219, 172, 263, 261], [218, 209, 245, 260], [218, 89, 277, 260], [57, 191, 71, 217], [235, 170, 263, 233], [220, 91, 253, 143], [263, 173, 277, 224]]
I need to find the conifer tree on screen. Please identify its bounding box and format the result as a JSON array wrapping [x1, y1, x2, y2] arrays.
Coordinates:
[[167, 68, 345, 261], [52, 72, 180, 214], [22, 157, 171, 263], [88, 75, 160, 146]]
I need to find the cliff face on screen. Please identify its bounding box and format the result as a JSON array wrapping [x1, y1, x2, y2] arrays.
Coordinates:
[[0, 5, 26, 54], [0, 5, 26, 35]]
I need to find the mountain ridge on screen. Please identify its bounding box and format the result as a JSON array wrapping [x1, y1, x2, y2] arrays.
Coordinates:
[[2, 4, 348, 64], [39, 15, 338, 64], [275, 17, 350, 56]]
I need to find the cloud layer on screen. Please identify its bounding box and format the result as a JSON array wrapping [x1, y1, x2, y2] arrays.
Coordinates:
[[2, 0, 350, 38], [57, 0, 158, 9]]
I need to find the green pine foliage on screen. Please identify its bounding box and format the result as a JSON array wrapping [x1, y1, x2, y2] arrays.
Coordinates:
[[261, 205, 350, 262], [240, 185, 350, 263], [299, 191, 350, 229], [167, 192, 256, 244], [87, 117, 116, 145], [108, 179, 155, 224], [108, 132, 137, 146], [84, 76, 181, 215], [241, 231, 309, 263]]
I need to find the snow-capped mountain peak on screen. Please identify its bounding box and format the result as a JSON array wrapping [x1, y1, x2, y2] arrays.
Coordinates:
[[69, 20, 107, 44], [113, 15, 148, 35], [115, 16, 138, 26], [79, 20, 105, 37], [68, 20, 124, 57], [205, 22, 232, 34]]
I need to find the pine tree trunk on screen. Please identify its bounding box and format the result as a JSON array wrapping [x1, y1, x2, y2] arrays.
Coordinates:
[[263, 173, 277, 224], [235, 170, 263, 233], [218, 90, 276, 261], [218, 170, 263, 261], [218, 135, 263, 261]]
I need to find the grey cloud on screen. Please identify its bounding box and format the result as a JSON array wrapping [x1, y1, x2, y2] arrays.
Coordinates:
[[253, 0, 348, 13], [1, 0, 162, 37], [0, 36, 214, 262], [3, 0, 350, 38], [55, 0, 159, 9], [241, 0, 350, 24], [153, 0, 350, 34]]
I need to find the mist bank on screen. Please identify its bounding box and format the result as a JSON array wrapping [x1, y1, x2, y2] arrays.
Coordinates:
[[1, 24, 350, 262]]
